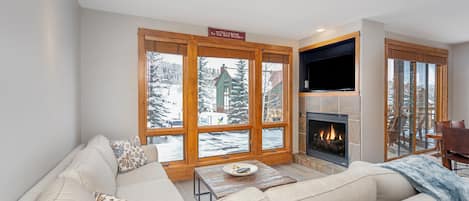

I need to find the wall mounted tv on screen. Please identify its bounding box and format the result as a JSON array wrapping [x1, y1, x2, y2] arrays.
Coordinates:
[[299, 38, 356, 92]]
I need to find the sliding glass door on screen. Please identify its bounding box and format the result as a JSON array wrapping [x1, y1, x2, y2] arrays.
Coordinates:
[[386, 59, 438, 159]]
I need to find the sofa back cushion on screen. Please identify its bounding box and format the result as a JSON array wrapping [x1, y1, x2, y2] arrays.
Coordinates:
[[364, 165, 417, 201], [36, 178, 94, 201], [87, 135, 118, 175], [350, 161, 417, 201], [265, 168, 377, 201], [60, 147, 117, 195]]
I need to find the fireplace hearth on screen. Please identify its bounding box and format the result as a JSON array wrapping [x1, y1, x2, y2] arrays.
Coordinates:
[[306, 112, 348, 167]]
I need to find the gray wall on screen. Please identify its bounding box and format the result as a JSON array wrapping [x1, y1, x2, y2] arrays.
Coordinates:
[[79, 9, 300, 152], [0, 0, 81, 200], [450, 42, 469, 123]]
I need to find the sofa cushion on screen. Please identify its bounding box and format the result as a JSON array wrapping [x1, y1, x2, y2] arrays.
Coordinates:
[[60, 148, 117, 195], [401, 193, 437, 201], [356, 163, 417, 201], [111, 140, 147, 173], [116, 179, 184, 201], [87, 135, 118, 175], [36, 178, 95, 201], [116, 162, 168, 186], [265, 168, 377, 201], [218, 187, 270, 201], [141, 144, 158, 163]]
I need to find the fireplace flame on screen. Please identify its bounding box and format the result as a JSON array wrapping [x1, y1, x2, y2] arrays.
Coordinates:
[[319, 130, 325, 140], [319, 124, 341, 142], [329, 124, 336, 140]]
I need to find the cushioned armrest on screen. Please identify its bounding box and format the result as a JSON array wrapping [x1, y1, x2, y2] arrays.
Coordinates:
[[142, 144, 158, 163], [349, 161, 373, 169], [218, 187, 269, 201], [401, 193, 437, 201]]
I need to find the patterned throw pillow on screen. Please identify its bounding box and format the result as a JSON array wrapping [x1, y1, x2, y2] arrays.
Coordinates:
[[111, 136, 147, 173], [94, 192, 127, 201]]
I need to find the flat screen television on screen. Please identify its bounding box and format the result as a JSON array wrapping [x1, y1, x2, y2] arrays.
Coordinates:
[[300, 38, 356, 92], [307, 54, 355, 91]]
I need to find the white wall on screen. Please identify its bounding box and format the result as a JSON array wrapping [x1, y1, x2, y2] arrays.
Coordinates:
[[360, 20, 385, 162], [80, 9, 300, 152], [0, 0, 81, 200], [299, 22, 361, 46], [299, 20, 386, 162], [450, 42, 469, 123]]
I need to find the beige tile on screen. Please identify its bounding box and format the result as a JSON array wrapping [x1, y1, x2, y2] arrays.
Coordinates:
[[293, 153, 346, 175], [348, 120, 361, 144], [299, 96, 305, 113], [299, 115, 306, 133], [339, 95, 361, 120], [305, 96, 320, 112], [320, 96, 339, 113], [299, 134, 306, 153]]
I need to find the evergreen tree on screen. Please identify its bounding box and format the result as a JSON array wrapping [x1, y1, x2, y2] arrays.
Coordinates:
[[147, 52, 169, 128], [228, 59, 249, 124], [198, 57, 212, 113]]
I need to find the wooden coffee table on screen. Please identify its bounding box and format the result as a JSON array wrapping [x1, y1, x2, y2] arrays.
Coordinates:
[[193, 160, 297, 200]]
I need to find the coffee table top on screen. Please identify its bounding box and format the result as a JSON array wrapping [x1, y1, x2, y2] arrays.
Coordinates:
[[194, 160, 297, 199]]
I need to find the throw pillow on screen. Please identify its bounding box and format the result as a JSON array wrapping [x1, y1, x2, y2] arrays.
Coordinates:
[[94, 192, 127, 201], [111, 136, 147, 173]]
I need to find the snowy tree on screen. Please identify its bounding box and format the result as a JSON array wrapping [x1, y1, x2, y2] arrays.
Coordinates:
[[228, 59, 249, 124], [262, 64, 273, 121], [147, 52, 169, 128], [198, 57, 212, 113]]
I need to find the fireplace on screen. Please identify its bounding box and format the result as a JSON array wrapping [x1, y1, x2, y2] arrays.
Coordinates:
[[306, 112, 348, 167]]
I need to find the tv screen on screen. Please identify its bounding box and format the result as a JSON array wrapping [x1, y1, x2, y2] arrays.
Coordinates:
[[307, 54, 355, 91], [300, 38, 356, 92]]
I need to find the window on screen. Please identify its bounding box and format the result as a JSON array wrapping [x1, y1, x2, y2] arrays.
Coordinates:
[[147, 52, 184, 129], [262, 127, 284, 150], [198, 56, 250, 126], [261, 53, 289, 150], [262, 62, 283, 122], [147, 135, 184, 162], [385, 39, 448, 161], [197, 47, 253, 158], [138, 29, 292, 177], [198, 130, 250, 158], [139, 39, 187, 162]]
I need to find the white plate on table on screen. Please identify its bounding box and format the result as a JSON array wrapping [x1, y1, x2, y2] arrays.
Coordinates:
[[222, 163, 258, 177]]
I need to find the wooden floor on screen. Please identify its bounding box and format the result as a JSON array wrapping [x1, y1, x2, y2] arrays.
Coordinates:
[[174, 163, 326, 201]]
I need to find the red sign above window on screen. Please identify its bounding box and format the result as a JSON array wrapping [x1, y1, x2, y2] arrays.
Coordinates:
[[208, 27, 246, 41]]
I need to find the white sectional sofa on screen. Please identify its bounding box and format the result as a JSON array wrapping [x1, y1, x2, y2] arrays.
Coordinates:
[[21, 135, 452, 201], [219, 161, 437, 201], [19, 135, 184, 201]]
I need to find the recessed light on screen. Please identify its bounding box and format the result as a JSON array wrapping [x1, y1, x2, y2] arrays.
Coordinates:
[[316, 28, 326, 33]]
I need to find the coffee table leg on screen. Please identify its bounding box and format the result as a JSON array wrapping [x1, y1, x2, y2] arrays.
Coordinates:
[[193, 173, 196, 200], [193, 171, 212, 201], [198, 177, 201, 201]]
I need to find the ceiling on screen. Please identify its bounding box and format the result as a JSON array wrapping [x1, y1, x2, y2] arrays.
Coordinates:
[[78, 0, 469, 44]]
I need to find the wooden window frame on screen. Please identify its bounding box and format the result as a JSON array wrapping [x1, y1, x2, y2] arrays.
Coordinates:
[[384, 39, 448, 161], [138, 28, 293, 181]]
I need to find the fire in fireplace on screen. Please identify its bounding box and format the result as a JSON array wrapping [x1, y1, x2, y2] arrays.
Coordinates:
[[306, 112, 348, 166]]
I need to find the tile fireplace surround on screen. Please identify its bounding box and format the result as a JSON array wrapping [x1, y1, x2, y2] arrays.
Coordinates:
[[296, 95, 361, 174]]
